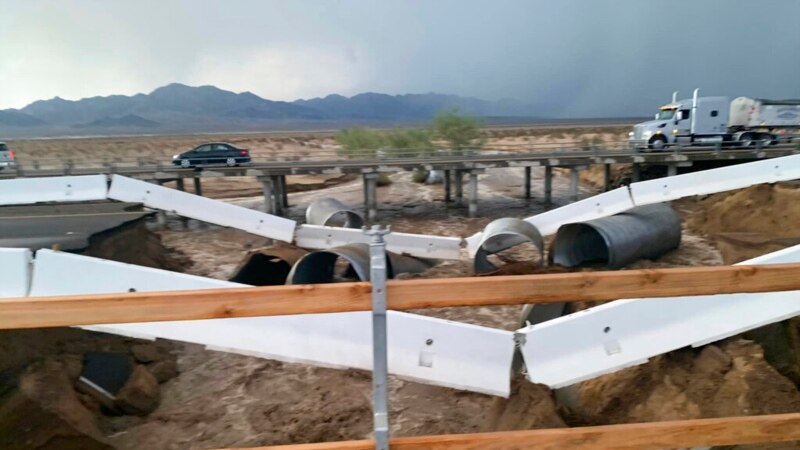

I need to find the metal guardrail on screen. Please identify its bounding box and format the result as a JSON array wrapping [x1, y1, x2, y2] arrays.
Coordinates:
[[3, 139, 798, 178]]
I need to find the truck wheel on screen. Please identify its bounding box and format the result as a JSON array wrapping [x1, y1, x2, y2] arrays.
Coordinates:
[[649, 136, 667, 151], [739, 133, 755, 147], [760, 134, 774, 147]]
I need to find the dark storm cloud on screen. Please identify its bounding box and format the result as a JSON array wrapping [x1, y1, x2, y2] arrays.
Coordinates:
[[1, 0, 798, 117]]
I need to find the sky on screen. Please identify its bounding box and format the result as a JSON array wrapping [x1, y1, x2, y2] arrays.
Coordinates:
[[1, 0, 799, 117]]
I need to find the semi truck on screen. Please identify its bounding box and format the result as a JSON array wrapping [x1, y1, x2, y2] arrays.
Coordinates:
[[629, 89, 800, 150]]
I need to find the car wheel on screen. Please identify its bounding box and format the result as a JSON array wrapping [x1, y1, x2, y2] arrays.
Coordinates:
[[226, 157, 237, 167], [649, 136, 667, 151], [180, 159, 191, 168]]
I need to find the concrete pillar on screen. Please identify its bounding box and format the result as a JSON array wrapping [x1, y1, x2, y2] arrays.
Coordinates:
[[444, 170, 452, 203], [468, 171, 480, 217], [363, 173, 379, 221], [269, 176, 284, 216], [524, 166, 532, 199], [454, 170, 464, 207], [603, 164, 611, 192], [543, 166, 553, 205], [193, 177, 203, 196], [667, 164, 678, 177], [260, 177, 274, 214], [569, 167, 580, 202], [631, 163, 641, 183], [280, 175, 289, 208]]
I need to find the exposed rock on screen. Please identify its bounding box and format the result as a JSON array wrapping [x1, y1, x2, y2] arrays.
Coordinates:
[[131, 344, 169, 364], [147, 360, 179, 384], [0, 359, 113, 450], [114, 365, 160, 416]]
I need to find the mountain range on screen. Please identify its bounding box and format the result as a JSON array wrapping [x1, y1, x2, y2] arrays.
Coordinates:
[[0, 83, 538, 137]]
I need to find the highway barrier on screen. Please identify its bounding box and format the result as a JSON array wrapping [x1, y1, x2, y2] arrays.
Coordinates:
[[0, 174, 108, 206]]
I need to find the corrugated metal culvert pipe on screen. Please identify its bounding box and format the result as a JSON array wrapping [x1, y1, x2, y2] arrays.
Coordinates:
[[550, 203, 681, 269], [474, 218, 545, 274], [286, 243, 432, 284], [305, 197, 364, 228]]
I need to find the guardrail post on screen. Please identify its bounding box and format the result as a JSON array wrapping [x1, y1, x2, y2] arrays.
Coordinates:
[[569, 167, 580, 202], [280, 175, 289, 208], [364, 173, 379, 221], [714, 142, 722, 156], [365, 225, 391, 450], [631, 163, 641, 183], [603, 163, 611, 192], [176, 178, 185, 192]]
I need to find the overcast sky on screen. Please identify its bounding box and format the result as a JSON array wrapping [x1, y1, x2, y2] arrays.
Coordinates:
[[1, 0, 799, 117]]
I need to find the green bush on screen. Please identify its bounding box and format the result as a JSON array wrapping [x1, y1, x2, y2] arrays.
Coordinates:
[[335, 127, 385, 159], [411, 169, 429, 183], [433, 109, 485, 154], [384, 129, 435, 157]]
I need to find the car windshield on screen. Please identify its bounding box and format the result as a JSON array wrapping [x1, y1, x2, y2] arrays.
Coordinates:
[[656, 109, 675, 120]]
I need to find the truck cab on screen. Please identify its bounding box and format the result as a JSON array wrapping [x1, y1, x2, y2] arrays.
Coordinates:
[[630, 90, 729, 150]]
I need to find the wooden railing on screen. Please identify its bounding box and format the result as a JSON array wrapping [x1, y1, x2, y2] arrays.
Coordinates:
[[4, 264, 800, 448]]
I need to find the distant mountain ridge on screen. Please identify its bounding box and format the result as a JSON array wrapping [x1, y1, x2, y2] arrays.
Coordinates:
[[0, 83, 538, 135]]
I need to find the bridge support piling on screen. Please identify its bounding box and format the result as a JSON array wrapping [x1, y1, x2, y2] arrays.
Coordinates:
[[176, 178, 185, 192], [444, 170, 452, 203], [603, 164, 611, 192], [468, 171, 480, 217], [631, 163, 641, 183], [524, 166, 532, 199], [454, 170, 464, 207], [270, 176, 284, 216], [260, 177, 275, 215], [569, 167, 580, 202], [280, 175, 289, 208], [364, 173, 379, 221], [543, 166, 553, 205], [193, 177, 203, 196], [667, 164, 678, 177]]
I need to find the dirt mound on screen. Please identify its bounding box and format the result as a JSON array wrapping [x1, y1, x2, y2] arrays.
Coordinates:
[[564, 339, 800, 426], [82, 220, 190, 271], [683, 182, 800, 263]]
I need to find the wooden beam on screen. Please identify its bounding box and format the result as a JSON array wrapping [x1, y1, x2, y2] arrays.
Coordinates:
[[221, 413, 800, 450], [4, 263, 800, 329]]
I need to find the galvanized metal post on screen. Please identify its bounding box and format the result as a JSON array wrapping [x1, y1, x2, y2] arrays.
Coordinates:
[[364, 173, 379, 221], [365, 225, 390, 450], [193, 177, 203, 196]]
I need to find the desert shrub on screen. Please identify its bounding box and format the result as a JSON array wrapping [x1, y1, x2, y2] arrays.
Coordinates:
[[411, 169, 429, 183], [336, 127, 385, 158], [376, 173, 392, 186], [384, 128, 435, 157], [433, 110, 485, 154]]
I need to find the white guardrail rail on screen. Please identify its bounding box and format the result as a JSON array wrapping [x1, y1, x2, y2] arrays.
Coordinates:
[[26, 249, 514, 397], [0, 175, 108, 206], [0, 248, 32, 297], [518, 243, 800, 389]]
